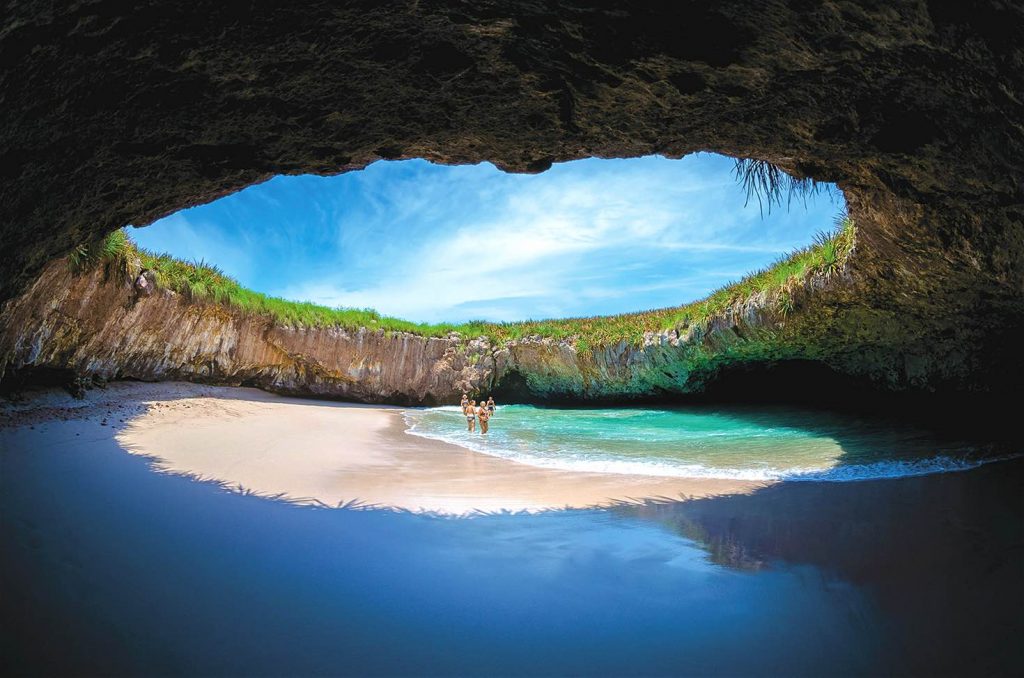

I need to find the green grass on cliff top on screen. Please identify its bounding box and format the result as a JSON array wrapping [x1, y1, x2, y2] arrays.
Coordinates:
[[74, 216, 854, 347]]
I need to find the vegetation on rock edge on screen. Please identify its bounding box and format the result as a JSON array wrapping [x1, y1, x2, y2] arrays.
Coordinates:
[[71, 215, 855, 348]]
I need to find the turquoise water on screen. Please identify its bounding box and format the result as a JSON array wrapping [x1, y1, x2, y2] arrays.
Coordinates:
[[404, 405, 996, 481]]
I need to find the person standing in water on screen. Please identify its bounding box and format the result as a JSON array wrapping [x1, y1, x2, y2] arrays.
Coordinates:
[[464, 399, 476, 432], [486, 396, 496, 418], [477, 401, 490, 434]]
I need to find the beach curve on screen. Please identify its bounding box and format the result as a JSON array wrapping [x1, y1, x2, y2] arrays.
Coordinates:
[[106, 383, 763, 514]]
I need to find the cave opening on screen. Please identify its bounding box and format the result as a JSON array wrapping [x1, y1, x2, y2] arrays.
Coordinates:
[[0, 150, 872, 409], [124, 152, 846, 328]]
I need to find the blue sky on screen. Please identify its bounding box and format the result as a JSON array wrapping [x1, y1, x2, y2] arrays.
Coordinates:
[[131, 153, 843, 323]]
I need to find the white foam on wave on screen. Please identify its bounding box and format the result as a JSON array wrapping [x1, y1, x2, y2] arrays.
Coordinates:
[[402, 411, 1013, 482]]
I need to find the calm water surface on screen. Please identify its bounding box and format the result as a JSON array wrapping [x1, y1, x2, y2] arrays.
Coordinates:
[[2, 412, 1022, 676]]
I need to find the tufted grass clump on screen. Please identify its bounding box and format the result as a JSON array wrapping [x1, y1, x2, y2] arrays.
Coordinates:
[[68, 229, 131, 272], [72, 216, 855, 347], [732, 158, 838, 216]]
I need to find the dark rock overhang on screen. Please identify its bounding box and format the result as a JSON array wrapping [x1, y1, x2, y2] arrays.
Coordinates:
[[1, 1, 1023, 395]]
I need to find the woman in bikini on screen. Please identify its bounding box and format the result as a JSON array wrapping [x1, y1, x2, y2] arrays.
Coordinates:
[[464, 399, 476, 432], [477, 402, 490, 434], [486, 396, 496, 418]]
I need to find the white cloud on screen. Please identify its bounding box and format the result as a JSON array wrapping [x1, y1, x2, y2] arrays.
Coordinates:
[[140, 155, 844, 323], [276, 163, 811, 321]]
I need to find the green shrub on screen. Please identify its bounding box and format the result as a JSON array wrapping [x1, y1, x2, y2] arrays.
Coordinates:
[[68, 229, 132, 272]]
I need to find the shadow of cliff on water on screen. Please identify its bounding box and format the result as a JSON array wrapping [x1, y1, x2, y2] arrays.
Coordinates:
[[495, 358, 1024, 465], [613, 457, 1024, 675], [499, 357, 1019, 423]]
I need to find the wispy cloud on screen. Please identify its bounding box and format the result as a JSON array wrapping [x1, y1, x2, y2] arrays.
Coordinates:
[[133, 154, 843, 323]]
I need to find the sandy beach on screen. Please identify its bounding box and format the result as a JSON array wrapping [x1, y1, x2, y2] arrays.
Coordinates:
[[88, 382, 760, 513]]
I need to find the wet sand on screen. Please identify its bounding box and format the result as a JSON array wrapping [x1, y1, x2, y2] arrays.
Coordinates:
[[102, 383, 762, 513]]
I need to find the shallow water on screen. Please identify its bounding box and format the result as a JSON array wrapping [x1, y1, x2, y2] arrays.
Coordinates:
[[406, 404, 994, 481]]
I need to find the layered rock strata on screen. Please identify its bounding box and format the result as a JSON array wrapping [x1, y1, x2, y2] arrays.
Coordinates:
[[0, 252, 943, 404], [0, 261, 494, 404]]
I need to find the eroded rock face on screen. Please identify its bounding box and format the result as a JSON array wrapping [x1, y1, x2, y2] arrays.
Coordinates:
[[0, 261, 497, 404], [1, 1, 1023, 396], [2, 255, 983, 404]]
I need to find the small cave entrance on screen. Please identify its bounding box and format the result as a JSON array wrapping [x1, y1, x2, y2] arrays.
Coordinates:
[[0, 366, 85, 398], [489, 369, 534, 403]]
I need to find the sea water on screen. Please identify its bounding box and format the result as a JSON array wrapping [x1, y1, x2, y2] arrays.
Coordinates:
[[404, 404, 998, 481], [4, 403, 1023, 675]]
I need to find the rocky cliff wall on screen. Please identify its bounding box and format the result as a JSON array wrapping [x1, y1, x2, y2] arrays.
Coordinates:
[[0, 261, 497, 404], [2, 2, 1023, 398], [3, 251, 963, 405]]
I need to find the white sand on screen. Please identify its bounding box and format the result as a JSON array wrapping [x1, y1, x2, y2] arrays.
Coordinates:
[[6, 381, 763, 514]]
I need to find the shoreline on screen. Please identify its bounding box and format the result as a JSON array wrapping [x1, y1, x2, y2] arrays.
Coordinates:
[[3, 380, 1013, 514], [3, 381, 765, 513], [4, 380, 1023, 674], [123, 384, 765, 513]]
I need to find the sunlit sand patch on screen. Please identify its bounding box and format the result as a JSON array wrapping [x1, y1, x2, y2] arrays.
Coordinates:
[[114, 385, 765, 514]]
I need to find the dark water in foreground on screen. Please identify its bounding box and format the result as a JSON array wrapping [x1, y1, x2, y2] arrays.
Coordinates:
[[2, 424, 1022, 676]]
